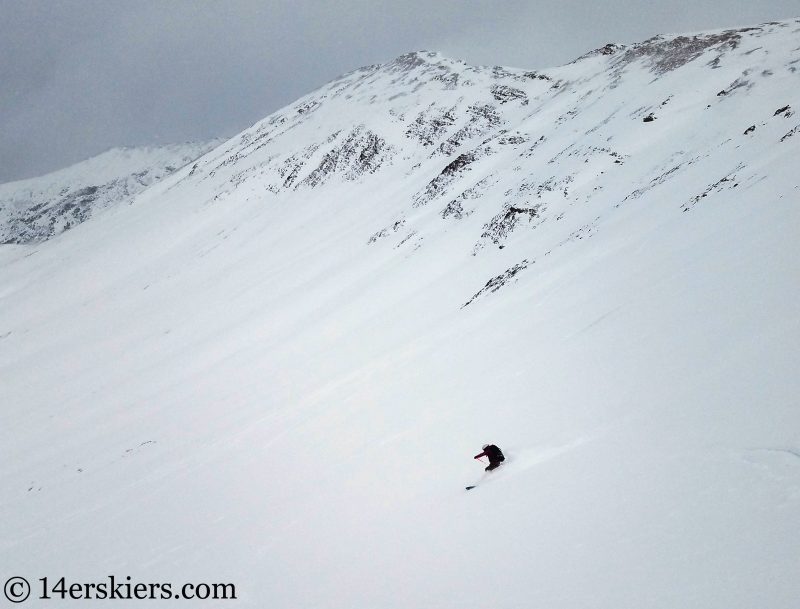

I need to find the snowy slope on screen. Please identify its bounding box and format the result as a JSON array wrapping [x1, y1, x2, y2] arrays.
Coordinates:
[[1, 19, 799, 609], [0, 142, 219, 243]]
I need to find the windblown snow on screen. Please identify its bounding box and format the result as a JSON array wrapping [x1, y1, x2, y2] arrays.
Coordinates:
[[1, 19, 799, 609]]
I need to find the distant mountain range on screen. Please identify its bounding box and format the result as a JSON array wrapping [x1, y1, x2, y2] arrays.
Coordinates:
[[0, 142, 219, 243]]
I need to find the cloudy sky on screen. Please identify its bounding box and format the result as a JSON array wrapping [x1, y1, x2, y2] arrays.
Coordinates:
[[1, 0, 797, 183]]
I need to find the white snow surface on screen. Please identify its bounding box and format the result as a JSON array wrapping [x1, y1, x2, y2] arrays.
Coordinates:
[[0, 142, 219, 243], [1, 20, 799, 609]]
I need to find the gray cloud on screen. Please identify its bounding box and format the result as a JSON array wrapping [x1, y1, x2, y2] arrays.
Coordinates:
[[1, 0, 797, 182]]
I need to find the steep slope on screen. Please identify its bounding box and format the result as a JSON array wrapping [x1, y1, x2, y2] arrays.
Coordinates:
[[0, 142, 219, 243], [1, 20, 799, 609]]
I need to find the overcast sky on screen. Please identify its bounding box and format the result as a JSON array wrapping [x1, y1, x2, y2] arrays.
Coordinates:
[[1, 0, 797, 183]]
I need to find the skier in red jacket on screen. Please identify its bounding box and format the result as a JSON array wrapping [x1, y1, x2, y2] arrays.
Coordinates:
[[474, 444, 505, 471]]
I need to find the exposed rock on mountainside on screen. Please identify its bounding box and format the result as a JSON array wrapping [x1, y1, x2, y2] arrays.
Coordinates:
[[300, 126, 395, 188]]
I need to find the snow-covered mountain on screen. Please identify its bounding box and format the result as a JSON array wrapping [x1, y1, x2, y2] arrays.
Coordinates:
[[1, 19, 799, 609], [0, 142, 219, 243]]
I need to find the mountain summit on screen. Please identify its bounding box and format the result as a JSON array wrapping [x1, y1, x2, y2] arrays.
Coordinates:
[[1, 19, 798, 609]]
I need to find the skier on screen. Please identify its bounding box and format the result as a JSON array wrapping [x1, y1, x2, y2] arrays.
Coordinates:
[[474, 443, 505, 471]]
